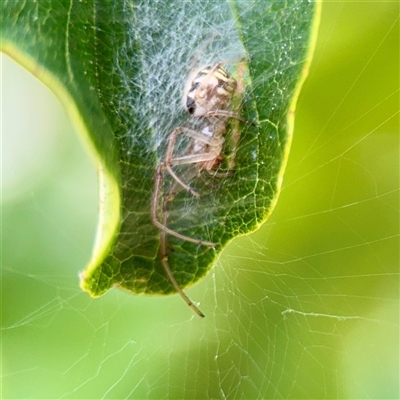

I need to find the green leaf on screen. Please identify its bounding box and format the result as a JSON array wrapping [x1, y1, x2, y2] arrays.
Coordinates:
[[2, 1, 320, 311]]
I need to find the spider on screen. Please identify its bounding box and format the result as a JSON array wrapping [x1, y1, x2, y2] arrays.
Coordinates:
[[151, 61, 247, 317]]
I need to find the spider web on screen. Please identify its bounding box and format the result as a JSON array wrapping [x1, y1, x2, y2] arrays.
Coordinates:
[[2, 1, 399, 399]]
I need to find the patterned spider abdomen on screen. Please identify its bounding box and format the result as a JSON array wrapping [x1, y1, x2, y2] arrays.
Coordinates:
[[184, 63, 237, 117]]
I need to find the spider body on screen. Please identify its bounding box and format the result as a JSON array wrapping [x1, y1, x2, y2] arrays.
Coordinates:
[[185, 63, 237, 117], [151, 60, 246, 316], [181, 62, 241, 172]]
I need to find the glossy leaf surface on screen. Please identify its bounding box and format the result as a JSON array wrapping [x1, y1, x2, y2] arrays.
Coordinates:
[[2, 1, 319, 299]]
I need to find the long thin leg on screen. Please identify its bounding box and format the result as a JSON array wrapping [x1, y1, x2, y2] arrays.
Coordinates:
[[165, 164, 200, 198], [167, 151, 221, 166], [159, 200, 205, 317], [166, 126, 224, 154], [151, 164, 216, 247], [205, 110, 253, 125], [153, 163, 209, 316], [206, 110, 243, 122], [163, 126, 223, 194]]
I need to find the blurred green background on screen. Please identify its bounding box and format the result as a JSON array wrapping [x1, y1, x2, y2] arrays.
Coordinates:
[[2, 1, 398, 399]]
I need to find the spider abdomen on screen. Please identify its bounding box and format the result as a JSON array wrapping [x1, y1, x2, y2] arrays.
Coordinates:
[[185, 64, 237, 117]]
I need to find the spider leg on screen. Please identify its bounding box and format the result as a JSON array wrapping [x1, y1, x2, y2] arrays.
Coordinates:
[[206, 109, 253, 125], [165, 164, 200, 198], [159, 214, 205, 317], [151, 163, 216, 247], [167, 126, 224, 149], [151, 164, 208, 317], [163, 126, 223, 194]]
